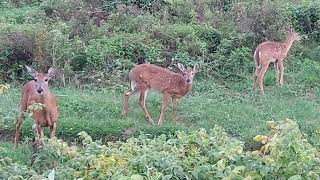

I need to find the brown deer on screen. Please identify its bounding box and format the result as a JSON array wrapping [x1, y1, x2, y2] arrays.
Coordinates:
[[253, 28, 300, 95], [122, 63, 198, 125], [15, 66, 58, 145]]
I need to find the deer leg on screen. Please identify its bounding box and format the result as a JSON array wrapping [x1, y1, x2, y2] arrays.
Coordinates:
[[32, 123, 41, 142], [278, 61, 285, 86], [158, 94, 170, 126], [122, 88, 138, 117], [14, 113, 25, 146], [138, 89, 154, 125], [258, 65, 269, 95], [40, 127, 44, 139], [39, 126, 45, 145], [253, 67, 260, 91], [50, 123, 57, 138], [172, 97, 178, 122], [274, 61, 280, 85]]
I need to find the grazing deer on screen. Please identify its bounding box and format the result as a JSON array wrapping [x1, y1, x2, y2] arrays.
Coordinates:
[[15, 66, 58, 145], [253, 28, 300, 95], [122, 63, 198, 125]]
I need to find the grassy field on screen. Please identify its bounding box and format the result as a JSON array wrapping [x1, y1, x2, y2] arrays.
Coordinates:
[[1, 71, 320, 155], [1, 70, 320, 167]]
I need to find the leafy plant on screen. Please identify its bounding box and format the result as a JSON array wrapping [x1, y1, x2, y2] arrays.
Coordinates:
[[3, 120, 320, 179]]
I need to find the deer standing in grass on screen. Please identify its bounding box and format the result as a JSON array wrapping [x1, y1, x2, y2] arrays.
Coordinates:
[[122, 63, 198, 125], [15, 66, 58, 145], [253, 28, 300, 95]]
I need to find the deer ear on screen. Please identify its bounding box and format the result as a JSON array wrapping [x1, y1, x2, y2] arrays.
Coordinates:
[[193, 64, 199, 73], [25, 65, 38, 78], [287, 27, 294, 33], [46, 67, 55, 79], [177, 63, 186, 72], [284, 27, 292, 34]]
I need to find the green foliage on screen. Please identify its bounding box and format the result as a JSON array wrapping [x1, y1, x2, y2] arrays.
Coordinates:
[[2, 120, 320, 179], [253, 119, 320, 178], [230, 0, 289, 43], [300, 59, 320, 87], [212, 32, 253, 80], [289, 1, 320, 41], [0, 0, 320, 84], [103, 0, 163, 12], [86, 33, 163, 71]]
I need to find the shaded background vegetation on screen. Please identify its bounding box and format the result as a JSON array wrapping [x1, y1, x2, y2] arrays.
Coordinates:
[[0, 0, 319, 88]]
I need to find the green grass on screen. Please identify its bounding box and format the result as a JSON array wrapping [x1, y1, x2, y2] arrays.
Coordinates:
[[0, 6, 39, 24], [0, 141, 32, 166], [1, 76, 320, 146], [1, 76, 320, 165]]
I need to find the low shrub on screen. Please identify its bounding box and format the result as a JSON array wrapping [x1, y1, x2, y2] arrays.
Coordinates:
[[85, 33, 163, 71], [1, 119, 320, 179], [300, 59, 320, 87]]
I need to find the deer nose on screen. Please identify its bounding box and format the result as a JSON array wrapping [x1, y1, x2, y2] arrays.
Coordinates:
[[37, 88, 43, 94], [186, 79, 191, 83]]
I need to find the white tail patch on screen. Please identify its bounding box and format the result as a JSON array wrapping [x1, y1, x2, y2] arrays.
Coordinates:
[[130, 81, 136, 91], [32, 123, 37, 130]]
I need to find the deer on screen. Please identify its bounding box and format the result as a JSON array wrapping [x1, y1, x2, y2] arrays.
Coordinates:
[[122, 63, 198, 125], [15, 66, 58, 146], [253, 28, 300, 95]]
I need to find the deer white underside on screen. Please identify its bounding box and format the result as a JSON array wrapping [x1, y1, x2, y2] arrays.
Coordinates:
[[129, 80, 162, 93], [130, 81, 136, 92], [270, 57, 277, 62]]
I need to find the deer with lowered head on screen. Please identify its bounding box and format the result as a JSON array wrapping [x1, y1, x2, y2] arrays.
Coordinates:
[[253, 28, 300, 95], [15, 66, 58, 146], [122, 63, 198, 125]]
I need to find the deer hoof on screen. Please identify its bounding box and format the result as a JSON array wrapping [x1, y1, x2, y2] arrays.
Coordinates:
[[148, 119, 155, 125], [157, 120, 163, 126], [122, 111, 128, 117]]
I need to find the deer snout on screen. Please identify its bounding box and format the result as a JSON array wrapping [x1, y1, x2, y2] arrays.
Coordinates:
[[37, 88, 43, 94], [186, 79, 191, 83]]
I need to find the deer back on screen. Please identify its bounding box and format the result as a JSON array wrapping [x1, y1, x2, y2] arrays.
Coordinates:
[[255, 29, 300, 62], [129, 64, 197, 97], [256, 42, 289, 61]]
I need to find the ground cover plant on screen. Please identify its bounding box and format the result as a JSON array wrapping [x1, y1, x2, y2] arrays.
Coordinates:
[[1, 119, 320, 179]]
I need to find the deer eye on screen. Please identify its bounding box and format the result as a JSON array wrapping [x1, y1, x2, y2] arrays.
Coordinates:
[[45, 79, 48, 82], [34, 79, 37, 82]]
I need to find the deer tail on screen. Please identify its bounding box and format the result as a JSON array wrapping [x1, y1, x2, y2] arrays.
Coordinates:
[[254, 49, 260, 70], [253, 49, 260, 89]]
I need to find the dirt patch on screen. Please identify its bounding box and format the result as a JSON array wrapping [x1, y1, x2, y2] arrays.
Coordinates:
[[244, 141, 263, 151], [0, 129, 15, 142], [121, 128, 137, 139]]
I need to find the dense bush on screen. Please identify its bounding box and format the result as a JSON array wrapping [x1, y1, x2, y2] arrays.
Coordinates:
[[231, 0, 289, 43], [0, 0, 319, 85], [1, 120, 320, 179], [300, 59, 320, 87], [289, 1, 320, 41]]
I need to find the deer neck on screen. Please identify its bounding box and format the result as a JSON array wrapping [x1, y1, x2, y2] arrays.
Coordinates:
[[182, 82, 193, 96], [283, 36, 295, 54]]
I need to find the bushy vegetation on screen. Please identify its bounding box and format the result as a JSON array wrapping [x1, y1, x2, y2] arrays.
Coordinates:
[[1, 120, 320, 179], [0, 0, 319, 85]]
